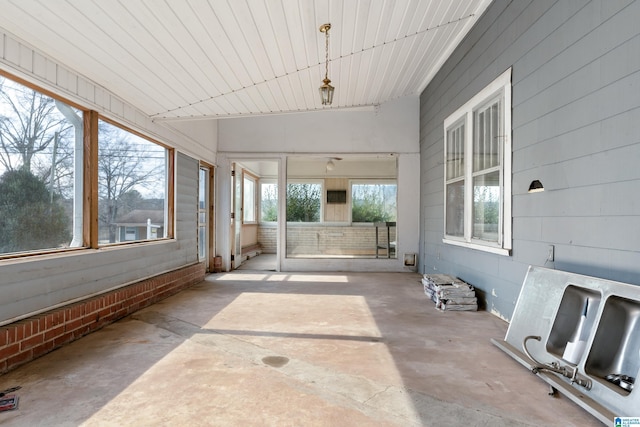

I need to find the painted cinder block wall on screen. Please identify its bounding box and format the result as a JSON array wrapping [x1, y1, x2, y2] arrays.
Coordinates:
[[419, 0, 640, 320]]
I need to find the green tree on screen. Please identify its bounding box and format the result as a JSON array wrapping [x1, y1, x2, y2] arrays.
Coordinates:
[[261, 183, 278, 222], [352, 184, 396, 223], [0, 168, 70, 253], [286, 183, 320, 222]]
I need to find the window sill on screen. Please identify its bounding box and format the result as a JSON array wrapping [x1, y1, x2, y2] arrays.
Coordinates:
[[442, 238, 511, 256]]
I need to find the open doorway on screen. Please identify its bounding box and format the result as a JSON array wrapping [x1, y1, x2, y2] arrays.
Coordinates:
[[230, 160, 279, 271]]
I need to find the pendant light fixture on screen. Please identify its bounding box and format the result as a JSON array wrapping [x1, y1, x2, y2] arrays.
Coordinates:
[[319, 23, 334, 105]]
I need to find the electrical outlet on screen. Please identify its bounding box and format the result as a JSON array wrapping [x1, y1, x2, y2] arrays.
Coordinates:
[[547, 245, 555, 262]]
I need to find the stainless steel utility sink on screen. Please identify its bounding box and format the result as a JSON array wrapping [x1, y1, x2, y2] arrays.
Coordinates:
[[492, 266, 640, 424]]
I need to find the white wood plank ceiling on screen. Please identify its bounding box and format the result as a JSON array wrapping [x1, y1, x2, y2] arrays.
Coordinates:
[[0, 0, 492, 121]]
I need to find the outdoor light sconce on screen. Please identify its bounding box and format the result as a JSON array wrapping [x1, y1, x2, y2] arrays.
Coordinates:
[[319, 23, 335, 105], [528, 180, 544, 193]]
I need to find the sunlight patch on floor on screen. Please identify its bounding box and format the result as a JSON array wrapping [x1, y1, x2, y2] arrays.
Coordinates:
[[214, 272, 349, 283]]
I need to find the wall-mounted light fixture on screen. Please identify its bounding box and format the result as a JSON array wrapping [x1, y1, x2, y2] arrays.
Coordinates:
[[319, 23, 334, 105], [528, 180, 544, 193], [326, 159, 335, 171]]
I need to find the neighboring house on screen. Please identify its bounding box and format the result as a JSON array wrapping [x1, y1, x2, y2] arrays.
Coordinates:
[[113, 210, 164, 242]]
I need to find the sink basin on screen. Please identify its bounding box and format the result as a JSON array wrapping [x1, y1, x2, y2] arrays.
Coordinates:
[[546, 285, 600, 361], [585, 295, 640, 395]]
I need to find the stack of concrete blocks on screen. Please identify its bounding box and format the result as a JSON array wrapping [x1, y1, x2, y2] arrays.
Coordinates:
[[422, 274, 477, 311]]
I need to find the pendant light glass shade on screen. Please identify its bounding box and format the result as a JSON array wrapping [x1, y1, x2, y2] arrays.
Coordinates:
[[319, 23, 334, 105], [319, 78, 334, 105]]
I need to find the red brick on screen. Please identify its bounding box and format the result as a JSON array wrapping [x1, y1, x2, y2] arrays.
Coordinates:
[[46, 312, 63, 328], [27, 318, 44, 334], [15, 323, 29, 341], [65, 318, 83, 333], [21, 333, 44, 351], [53, 332, 73, 347], [44, 325, 65, 342], [7, 349, 33, 370], [82, 314, 98, 326], [0, 343, 20, 361], [87, 299, 103, 314], [5, 327, 16, 345], [0, 329, 7, 347], [32, 340, 55, 359], [38, 317, 46, 332]]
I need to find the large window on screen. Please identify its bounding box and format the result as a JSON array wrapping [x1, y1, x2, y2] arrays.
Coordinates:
[[242, 172, 257, 223], [260, 180, 278, 222], [351, 182, 397, 223], [286, 181, 322, 222], [0, 72, 175, 259], [443, 68, 512, 255], [198, 166, 208, 262], [0, 76, 83, 255], [98, 120, 168, 244]]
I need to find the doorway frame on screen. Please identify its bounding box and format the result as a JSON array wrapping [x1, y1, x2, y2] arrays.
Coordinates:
[[217, 154, 283, 272]]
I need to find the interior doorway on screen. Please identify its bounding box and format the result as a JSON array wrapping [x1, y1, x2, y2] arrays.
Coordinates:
[[230, 160, 279, 271]]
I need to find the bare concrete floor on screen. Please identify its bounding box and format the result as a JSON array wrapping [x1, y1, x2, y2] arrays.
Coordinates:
[[0, 272, 600, 426]]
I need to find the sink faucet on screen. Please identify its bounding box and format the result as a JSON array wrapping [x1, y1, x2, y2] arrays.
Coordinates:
[[523, 335, 592, 390]]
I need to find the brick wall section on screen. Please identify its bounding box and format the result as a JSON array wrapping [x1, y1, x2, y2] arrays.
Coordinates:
[[285, 225, 396, 256], [258, 225, 398, 256], [0, 262, 205, 374], [257, 225, 277, 253]]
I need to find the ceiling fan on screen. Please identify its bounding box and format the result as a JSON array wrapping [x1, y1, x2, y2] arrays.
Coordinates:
[[325, 157, 342, 171]]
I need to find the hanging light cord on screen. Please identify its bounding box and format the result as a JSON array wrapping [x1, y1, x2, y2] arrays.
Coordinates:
[[151, 14, 474, 118], [324, 27, 330, 81]]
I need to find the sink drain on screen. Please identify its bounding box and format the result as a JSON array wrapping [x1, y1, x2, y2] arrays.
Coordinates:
[[262, 356, 289, 368]]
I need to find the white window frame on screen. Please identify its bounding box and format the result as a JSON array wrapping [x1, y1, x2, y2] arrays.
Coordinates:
[[259, 179, 278, 224], [349, 179, 398, 225], [286, 179, 324, 223], [242, 171, 257, 224], [443, 68, 512, 256]]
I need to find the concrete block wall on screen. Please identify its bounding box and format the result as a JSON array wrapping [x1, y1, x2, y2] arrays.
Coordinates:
[[0, 263, 205, 374], [285, 226, 396, 256], [257, 225, 277, 254]]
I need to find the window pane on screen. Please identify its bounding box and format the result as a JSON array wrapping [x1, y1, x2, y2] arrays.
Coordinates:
[[243, 176, 256, 222], [446, 123, 464, 180], [198, 167, 207, 261], [0, 76, 82, 255], [198, 168, 206, 210], [445, 180, 465, 237], [474, 99, 500, 172], [473, 171, 500, 242], [260, 182, 278, 222], [351, 183, 397, 223], [286, 183, 321, 222], [98, 120, 167, 244]]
